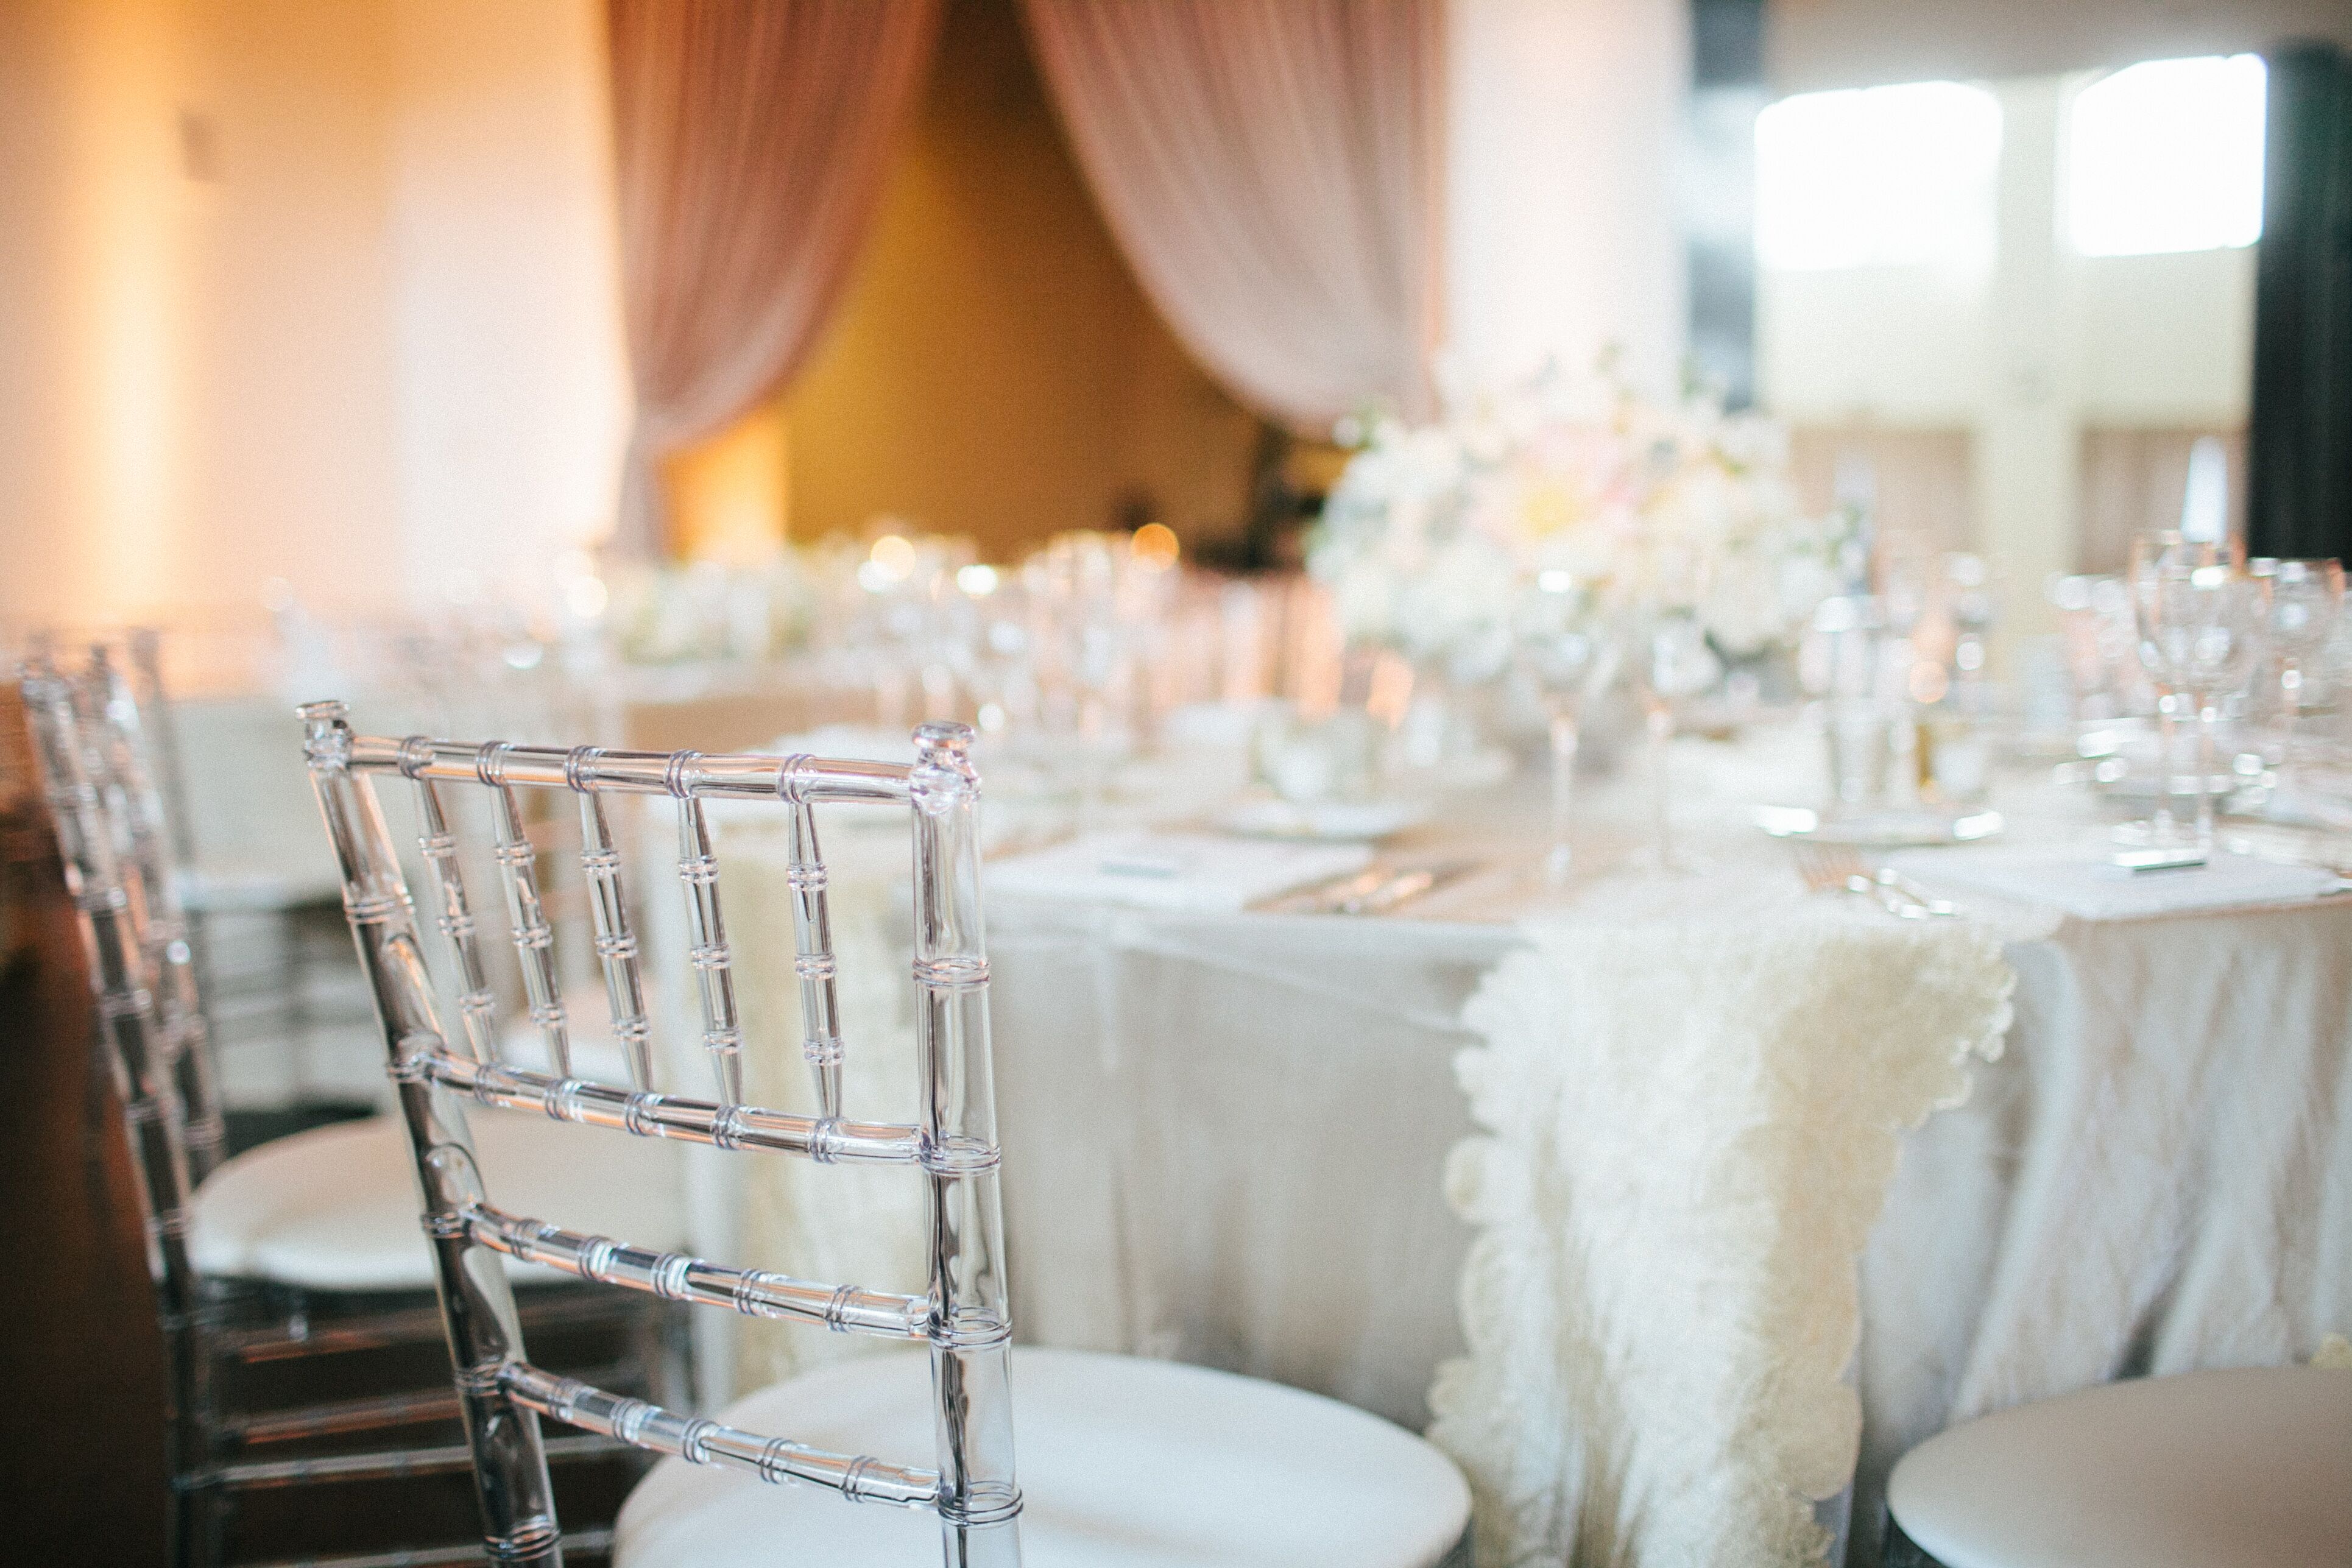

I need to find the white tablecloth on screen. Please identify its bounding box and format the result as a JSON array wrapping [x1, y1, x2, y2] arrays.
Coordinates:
[[667, 726, 2352, 1566]]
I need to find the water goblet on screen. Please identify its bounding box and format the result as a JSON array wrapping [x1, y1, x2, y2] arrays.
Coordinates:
[[1024, 534, 1138, 830], [1513, 574, 1620, 888], [1623, 604, 1720, 873], [2116, 531, 2239, 845], [2134, 553, 2263, 850], [2249, 557, 2345, 792]]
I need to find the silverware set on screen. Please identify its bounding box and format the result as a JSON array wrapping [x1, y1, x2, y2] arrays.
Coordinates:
[[2224, 825, 2352, 883], [1792, 842, 1960, 919], [1261, 858, 1483, 916]]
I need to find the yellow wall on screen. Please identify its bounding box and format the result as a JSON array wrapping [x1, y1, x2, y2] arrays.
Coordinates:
[[0, 0, 406, 629], [0, 0, 625, 632], [774, 0, 1260, 560], [665, 410, 791, 566]]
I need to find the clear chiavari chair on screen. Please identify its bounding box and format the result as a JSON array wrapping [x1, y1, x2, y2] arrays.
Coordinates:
[[21, 645, 677, 1567], [19, 645, 214, 1563], [82, 640, 230, 1182], [303, 705, 1474, 1568]]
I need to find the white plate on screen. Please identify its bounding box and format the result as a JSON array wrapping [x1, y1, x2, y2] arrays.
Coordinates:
[[1755, 803, 2004, 847], [1217, 797, 1431, 842]]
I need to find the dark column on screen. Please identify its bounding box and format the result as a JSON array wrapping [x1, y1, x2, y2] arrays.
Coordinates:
[[2249, 42, 2352, 562], [1688, 0, 1766, 409]]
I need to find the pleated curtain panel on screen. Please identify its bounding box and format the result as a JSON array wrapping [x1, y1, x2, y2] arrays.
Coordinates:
[[605, 0, 942, 553], [1020, 0, 1446, 434]]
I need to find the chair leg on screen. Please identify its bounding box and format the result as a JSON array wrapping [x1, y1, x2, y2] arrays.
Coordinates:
[[1881, 1514, 1946, 1568], [172, 1472, 229, 1568], [628, 1298, 696, 1413]]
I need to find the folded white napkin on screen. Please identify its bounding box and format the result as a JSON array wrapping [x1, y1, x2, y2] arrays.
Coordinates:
[[2253, 786, 2352, 834], [1893, 846, 2345, 921], [988, 832, 1372, 913]]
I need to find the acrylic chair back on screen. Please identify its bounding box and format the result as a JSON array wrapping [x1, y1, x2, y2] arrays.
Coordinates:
[[24, 641, 226, 1179], [298, 704, 1021, 1567], [87, 637, 228, 1176], [17, 646, 212, 1549]]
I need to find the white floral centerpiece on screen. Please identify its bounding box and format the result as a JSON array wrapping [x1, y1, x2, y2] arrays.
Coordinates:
[[606, 553, 821, 665], [1310, 364, 1854, 681]]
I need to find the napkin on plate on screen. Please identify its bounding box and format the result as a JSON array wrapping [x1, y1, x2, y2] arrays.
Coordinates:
[[1891, 846, 2346, 921], [988, 832, 1372, 913]]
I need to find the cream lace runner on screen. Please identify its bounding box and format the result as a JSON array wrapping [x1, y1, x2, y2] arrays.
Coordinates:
[[1429, 904, 2015, 1567]]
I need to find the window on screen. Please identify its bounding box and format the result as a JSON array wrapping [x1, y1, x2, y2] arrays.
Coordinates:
[[1755, 82, 2003, 271], [2068, 55, 2266, 258]]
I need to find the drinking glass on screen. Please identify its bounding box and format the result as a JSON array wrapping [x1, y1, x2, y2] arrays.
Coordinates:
[[1513, 576, 1620, 887], [1941, 552, 1996, 687], [1623, 604, 1720, 872], [1023, 534, 1137, 830], [2133, 550, 2263, 850], [2249, 557, 2345, 792], [2117, 531, 2239, 846], [1824, 701, 1895, 811], [1807, 595, 1893, 814]]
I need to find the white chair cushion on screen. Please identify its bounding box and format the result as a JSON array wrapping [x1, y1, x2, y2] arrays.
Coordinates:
[[1888, 1366, 2352, 1568], [189, 1112, 687, 1292], [614, 1347, 1471, 1567]]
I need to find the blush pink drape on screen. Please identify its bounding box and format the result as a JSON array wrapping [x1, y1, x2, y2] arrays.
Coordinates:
[[606, 0, 941, 552], [1020, 0, 1444, 435]]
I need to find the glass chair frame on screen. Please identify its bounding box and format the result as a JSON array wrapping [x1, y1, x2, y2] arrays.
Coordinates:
[[18, 646, 650, 1567], [301, 703, 1022, 1567], [20, 647, 215, 1561]]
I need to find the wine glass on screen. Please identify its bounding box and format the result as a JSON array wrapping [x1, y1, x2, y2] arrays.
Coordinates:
[[2249, 557, 2345, 796], [1023, 534, 1136, 831], [2133, 551, 2263, 850], [1622, 602, 1720, 873], [2117, 532, 2238, 846], [1513, 573, 1620, 888]]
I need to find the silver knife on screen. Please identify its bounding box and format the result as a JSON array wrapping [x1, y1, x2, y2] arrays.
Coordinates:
[[1343, 858, 1481, 916]]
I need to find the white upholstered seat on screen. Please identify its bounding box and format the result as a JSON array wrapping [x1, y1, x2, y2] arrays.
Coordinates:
[[189, 1113, 687, 1292], [614, 1347, 1472, 1567], [1887, 1366, 2352, 1568]]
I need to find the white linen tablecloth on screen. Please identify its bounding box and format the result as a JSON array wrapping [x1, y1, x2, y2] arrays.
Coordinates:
[[981, 875, 2352, 1566], [661, 725, 2352, 1567]]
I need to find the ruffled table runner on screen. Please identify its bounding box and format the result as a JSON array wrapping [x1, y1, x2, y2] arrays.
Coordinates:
[[1429, 904, 2014, 1567]]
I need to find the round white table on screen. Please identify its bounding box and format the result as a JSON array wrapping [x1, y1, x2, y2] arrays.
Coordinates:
[[673, 723, 2352, 1567]]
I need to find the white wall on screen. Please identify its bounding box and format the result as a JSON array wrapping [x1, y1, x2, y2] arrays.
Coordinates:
[[1768, 0, 2352, 94], [0, 0, 408, 632], [1757, 74, 2255, 638], [1443, 0, 1690, 397], [0, 0, 627, 637], [1759, 78, 2254, 431], [389, 0, 629, 609]]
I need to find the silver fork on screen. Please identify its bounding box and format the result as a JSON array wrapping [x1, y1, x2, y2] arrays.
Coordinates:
[[1793, 842, 1957, 918]]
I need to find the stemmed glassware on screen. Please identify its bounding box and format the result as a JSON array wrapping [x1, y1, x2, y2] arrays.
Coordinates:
[[1023, 533, 1139, 830], [1622, 581, 1721, 874], [2116, 531, 2228, 847], [2249, 558, 2345, 797], [2132, 542, 2263, 850], [1513, 573, 1620, 888]]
